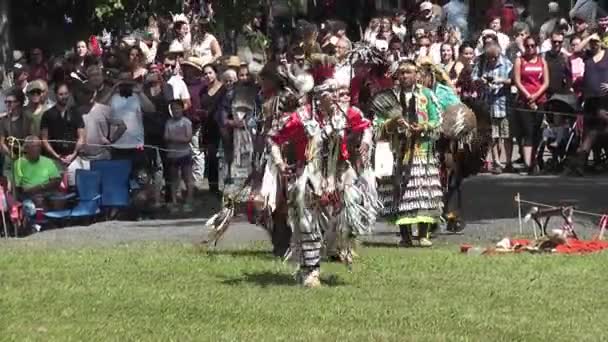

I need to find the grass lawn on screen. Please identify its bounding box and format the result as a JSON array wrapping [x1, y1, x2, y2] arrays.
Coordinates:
[[1, 242, 607, 341]]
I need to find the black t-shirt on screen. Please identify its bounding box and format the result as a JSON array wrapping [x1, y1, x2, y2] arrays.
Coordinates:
[[545, 51, 573, 96], [40, 105, 85, 156]]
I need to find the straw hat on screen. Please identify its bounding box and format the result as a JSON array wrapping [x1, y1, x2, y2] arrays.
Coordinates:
[[224, 55, 242, 69], [168, 41, 185, 54], [181, 57, 203, 71]]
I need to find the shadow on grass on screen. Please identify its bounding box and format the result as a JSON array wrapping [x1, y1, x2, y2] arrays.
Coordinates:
[[221, 272, 347, 288], [193, 245, 276, 261], [362, 241, 402, 249]]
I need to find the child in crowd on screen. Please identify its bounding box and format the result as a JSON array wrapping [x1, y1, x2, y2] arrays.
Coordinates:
[[164, 100, 194, 212]]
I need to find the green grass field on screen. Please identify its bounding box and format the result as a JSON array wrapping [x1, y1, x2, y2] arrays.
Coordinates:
[[1, 242, 607, 341]]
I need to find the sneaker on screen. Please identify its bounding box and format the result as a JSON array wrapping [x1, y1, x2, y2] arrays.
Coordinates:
[[301, 269, 321, 288], [419, 238, 433, 247], [183, 203, 194, 213]]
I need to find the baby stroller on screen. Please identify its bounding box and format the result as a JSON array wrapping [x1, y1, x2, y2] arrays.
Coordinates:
[[537, 93, 581, 173]]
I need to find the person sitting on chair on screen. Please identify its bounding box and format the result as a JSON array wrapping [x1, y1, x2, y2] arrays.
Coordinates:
[[14, 136, 62, 209]]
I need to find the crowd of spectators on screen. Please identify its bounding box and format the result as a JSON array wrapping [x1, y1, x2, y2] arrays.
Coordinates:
[[1, 0, 608, 230]]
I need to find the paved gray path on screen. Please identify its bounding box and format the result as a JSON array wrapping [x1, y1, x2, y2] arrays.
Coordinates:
[[2, 175, 605, 248]]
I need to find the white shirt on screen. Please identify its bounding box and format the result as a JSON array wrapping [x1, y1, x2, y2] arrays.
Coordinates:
[[110, 94, 144, 149], [167, 75, 191, 102], [191, 33, 218, 58]]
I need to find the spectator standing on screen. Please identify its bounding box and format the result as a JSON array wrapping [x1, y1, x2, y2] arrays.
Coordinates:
[[572, 15, 592, 39], [163, 55, 192, 110], [477, 19, 511, 55], [69, 84, 126, 182], [127, 46, 148, 82], [443, 0, 469, 40], [73, 40, 89, 74], [391, 11, 407, 42], [505, 23, 529, 61], [24, 80, 48, 136], [540, 2, 563, 43], [439, 43, 458, 83], [139, 32, 159, 65], [0, 88, 31, 176], [543, 31, 574, 171], [29, 48, 48, 82], [200, 64, 225, 195], [412, 1, 441, 35], [571, 34, 608, 175], [191, 18, 222, 62], [545, 32, 573, 98], [569, 36, 586, 95], [164, 101, 194, 212], [487, 0, 518, 34], [40, 83, 85, 167], [181, 57, 207, 190], [86, 66, 113, 104], [473, 42, 514, 173], [513, 36, 550, 175], [171, 16, 192, 54], [12, 63, 29, 98], [110, 72, 156, 173]]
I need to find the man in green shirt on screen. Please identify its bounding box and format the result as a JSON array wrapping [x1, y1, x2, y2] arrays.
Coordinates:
[[14, 136, 61, 208]]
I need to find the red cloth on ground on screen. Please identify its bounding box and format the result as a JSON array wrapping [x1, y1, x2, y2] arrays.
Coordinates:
[[478, 239, 608, 254], [555, 239, 608, 254]]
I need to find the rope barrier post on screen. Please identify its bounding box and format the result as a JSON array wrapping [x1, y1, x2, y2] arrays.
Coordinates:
[[516, 193, 523, 236]]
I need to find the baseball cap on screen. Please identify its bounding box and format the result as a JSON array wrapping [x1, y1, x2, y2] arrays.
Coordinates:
[[13, 63, 29, 75], [26, 80, 47, 93]]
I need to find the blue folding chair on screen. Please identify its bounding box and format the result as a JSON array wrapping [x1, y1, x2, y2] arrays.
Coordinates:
[[90, 160, 132, 208], [45, 170, 102, 220]]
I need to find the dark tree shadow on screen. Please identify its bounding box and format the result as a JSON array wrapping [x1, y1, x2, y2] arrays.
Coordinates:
[[221, 271, 347, 288]]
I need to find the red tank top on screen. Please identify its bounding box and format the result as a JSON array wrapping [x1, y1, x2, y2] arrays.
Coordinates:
[[519, 57, 546, 104]]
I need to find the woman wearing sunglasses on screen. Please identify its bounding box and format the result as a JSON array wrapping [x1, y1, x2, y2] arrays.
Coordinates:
[[513, 35, 549, 175]]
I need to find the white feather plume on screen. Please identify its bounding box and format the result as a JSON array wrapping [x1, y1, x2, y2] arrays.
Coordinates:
[[294, 73, 314, 94]]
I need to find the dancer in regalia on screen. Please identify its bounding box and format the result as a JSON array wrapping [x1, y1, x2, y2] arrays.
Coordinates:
[[372, 60, 443, 247], [269, 76, 378, 287]]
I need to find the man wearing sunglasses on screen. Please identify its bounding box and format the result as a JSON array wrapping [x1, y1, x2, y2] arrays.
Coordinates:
[[0, 88, 31, 177], [23, 80, 48, 137]]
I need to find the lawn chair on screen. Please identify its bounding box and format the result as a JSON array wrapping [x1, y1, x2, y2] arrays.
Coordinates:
[[44, 170, 102, 225], [90, 160, 132, 218]]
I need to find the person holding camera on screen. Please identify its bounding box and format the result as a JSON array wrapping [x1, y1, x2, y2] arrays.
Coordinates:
[[109, 72, 156, 173], [472, 41, 514, 174]]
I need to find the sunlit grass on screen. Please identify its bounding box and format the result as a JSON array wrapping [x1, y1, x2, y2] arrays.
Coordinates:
[[1, 242, 606, 341]]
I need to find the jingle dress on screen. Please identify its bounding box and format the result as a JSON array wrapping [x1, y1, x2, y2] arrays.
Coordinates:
[[374, 85, 444, 226]]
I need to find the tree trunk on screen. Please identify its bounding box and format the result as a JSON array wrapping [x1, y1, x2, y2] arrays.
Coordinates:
[[0, 0, 11, 67]]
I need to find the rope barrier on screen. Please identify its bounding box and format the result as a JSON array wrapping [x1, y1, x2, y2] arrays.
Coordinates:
[[9, 137, 188, 154], [514, 193, 605, 219], [512, 107, 582, 119]]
